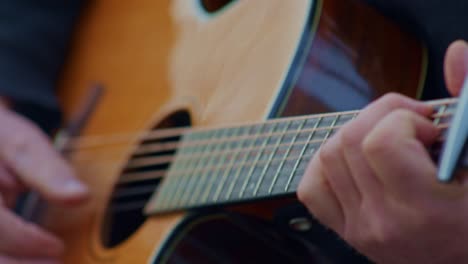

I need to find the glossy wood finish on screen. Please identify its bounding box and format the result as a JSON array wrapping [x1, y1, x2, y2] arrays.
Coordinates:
[[278, 0, 425, 117], [45, 0, 425, 263]]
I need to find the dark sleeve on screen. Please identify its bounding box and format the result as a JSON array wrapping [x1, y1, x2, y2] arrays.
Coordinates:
[[0, 1, 84, 132], [363, 0, 468, 100]]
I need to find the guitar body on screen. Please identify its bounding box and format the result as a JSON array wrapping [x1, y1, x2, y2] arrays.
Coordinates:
[[47, 0, 425, 263]]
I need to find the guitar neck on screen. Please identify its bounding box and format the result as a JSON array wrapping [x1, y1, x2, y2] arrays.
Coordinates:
[[145, 98, 457, 215]]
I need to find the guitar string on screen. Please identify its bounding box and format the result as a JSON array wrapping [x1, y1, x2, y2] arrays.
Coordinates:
[[113, 151, 313, 194], [68, 99, 457, 210], [64, 110, 360, 150], [61, 100, 457, 209], [109, 151, 314, 213], [69, 107, 454, 163], [63, 98, 457, 151], [121, 125, 450, 179], [109, 122, 450, 205], [71, 116, 451, 174], [71, 122, 355, 163]]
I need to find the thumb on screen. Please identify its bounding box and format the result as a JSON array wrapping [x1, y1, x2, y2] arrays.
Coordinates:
[[0, 109, 88, 205], [444, 40, 468, 96]]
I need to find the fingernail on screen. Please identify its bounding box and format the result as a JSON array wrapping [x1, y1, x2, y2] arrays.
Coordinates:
[[61, 180, 88, 196]]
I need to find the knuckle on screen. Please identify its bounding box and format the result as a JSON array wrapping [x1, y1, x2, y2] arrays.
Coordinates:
[[297, 173, 314, 205], [297, 166, 323, 206], [362, 109, 415, 158], [318, 141, 337, 165], [5, 133, 34, 161], [362, 132, 387, 157], [339, 124, 361, 149], [379, 92, 408, 107], [373, 218, 400, 245], [1, 122, 49, 166], [390, 109, 413, 121], [297, 182, 309, 204], [8, 125, 42, 149]]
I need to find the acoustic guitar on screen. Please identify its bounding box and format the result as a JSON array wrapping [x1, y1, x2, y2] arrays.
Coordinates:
[[40, 0, 432, 262]]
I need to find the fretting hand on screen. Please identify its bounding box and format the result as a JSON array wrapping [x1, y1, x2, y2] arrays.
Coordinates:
[[298, 40, 468, 264], [0, 101, 88, 264]]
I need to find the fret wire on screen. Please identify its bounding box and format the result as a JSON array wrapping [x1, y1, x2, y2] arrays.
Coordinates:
[[165, 151, 319, 181], [153, 135, 196, 210], [164, 137, 196, 208], [192, 130, 232, 203], [162, 137, 340, 179], [225, 123, 266, 200], [323, 114, 340, 140], [156, 174, 179, 210], [239, 123, 277, 198], [153, 100, 458, 211], [171, 132, 212, 207], [156, 106, 436, 183], [253, 120, 290, 196], [433, 104, 448, 126], [180, 130, 223, 206], [150, 99, 462, 213], [69, 99, 457, 153], [212, 127, 249, 202], [268, 119, 307, 194], [140, 109, 451, 162], [147, 108, 457, 170], [134, 152, 319, 211], [172, 126, 348, 168], [158, 150, 317, 210], [288, 114, 339, 192], [154, 135, 193, 209], [200, 128, 240, 203], [284, 116, 323, 191], [432, 111, 454, 119], [169, 116, 355, 153]]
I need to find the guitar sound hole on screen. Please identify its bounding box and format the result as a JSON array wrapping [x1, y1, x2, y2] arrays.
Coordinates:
[[100, 110, 191, 248], [199, 0, 236, 13]]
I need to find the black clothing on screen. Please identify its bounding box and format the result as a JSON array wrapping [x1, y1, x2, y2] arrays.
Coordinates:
[[365, 0, 468, 100], [0, 1, 83, 132], [0, 1, 466, 131]]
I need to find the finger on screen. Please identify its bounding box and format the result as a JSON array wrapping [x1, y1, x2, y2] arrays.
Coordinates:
[[318, 134, 361, 219], [0, 167, 22, 208], [0, 207, 64, 258], [0, 189, 18, 209], [362, 109, 442, 201], [0, 165, 22, 207], [444, 40, 468, 96], [0, 256, 60, 264], [298, 155, 345, 234], [341, 94, 432, 199], [0, 164, 18, 190], [0, 109, 88, 205]]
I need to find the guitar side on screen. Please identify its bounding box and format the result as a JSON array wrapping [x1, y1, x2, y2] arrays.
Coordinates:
[[46, 0, 425, 263]]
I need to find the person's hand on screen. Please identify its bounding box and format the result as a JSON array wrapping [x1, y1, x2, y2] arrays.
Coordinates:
[[0, 101, 88, 264], [298, 40, 468, 264]]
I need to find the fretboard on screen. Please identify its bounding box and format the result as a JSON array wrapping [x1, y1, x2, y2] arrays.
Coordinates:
[[145, 98, 457, 215]]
